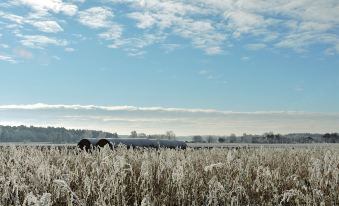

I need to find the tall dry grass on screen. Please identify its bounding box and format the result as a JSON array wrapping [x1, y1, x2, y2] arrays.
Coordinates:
[[0, 146, 338, 205]]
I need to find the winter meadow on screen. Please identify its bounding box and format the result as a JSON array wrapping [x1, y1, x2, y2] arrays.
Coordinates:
[[1, 0, 339, 205], [1, 145, 338, 206]]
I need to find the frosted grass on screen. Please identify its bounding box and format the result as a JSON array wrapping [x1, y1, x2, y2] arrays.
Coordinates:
[[0, 146, 338, 205]]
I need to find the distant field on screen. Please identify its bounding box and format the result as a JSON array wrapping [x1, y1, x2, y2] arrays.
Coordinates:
[[187, 142, 339, 148], [0, 146, 338, 205], [1, 142, 339, 149], [0, 142, 75, 146], [0, 142, 339, 149]]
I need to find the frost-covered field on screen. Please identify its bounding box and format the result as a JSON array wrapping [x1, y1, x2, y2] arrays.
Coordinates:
[[1, 146, 339, 205]]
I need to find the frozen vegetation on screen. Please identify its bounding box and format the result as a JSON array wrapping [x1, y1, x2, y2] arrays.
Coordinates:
[[0, 146, 339, 205]]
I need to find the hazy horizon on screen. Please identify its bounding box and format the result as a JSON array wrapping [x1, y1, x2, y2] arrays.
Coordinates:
[[0, 103, 338, 136]]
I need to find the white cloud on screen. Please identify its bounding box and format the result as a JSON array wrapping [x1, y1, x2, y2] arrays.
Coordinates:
[[241, 56, 250, 61], [29, 20, 63, 33], [52, 55, 61, 60], [110, 0, 339, 55], [107, 33, 165, 56], [0, 44, 9, 48], [0, 54, 16, 63], [69, 0, 85, 3], [0, 103, 337, 116], [198, 70, 209, 75], [299, 22, 333, 32], [0, 12, 24, 24], [0, 11, 63, 33], [174, 19, 226, 54], [128, 12, 156, 29], [98, 24, 123, 40], [123, 1, 226, 55], [19, 35, 68, 48], [14, 0, 78, 16], [65, 47, 75, 52], [205, 46, 223, 55], [276, 33, 339, 53], [224, 10, 272, 37], [78, 7, 114, 29]]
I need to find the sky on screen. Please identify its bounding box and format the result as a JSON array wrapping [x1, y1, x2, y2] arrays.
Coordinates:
[[0, 0, 338, 135]]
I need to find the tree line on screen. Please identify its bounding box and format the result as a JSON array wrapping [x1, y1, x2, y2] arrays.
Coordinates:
[[0, 125, 338, 144], [191, 132, 339, 144], [129, 130, 177, 140], [0, 125, 118, 143]]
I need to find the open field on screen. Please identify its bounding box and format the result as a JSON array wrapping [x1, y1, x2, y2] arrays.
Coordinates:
[[0, 146, 339, 205], [1, 142, 339, 149], [187, 143, 339, 149]]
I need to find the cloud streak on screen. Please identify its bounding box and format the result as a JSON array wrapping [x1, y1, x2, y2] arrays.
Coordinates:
[[1, 103, 336, 115], [13, 0, 78, 16], [0, 54, 16, 63], [78, 7, 114, 29], [18, 35, 68, 48], [0, 11, 63, 33], [0, 103, 338, 135], [29, 21, 63, 33]]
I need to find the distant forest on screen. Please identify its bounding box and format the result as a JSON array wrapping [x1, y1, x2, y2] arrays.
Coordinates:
[[192, 133, 339, 144], [0, 125, 338, 144], [0, 125, 118, 143]]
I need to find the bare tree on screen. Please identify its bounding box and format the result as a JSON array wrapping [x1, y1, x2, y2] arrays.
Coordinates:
[[206, 136, 216, 143], [229, 133, 236, 143], [130, 131, 137, 138], [166, 131, 176, 140], [218, 137, 226, 143]]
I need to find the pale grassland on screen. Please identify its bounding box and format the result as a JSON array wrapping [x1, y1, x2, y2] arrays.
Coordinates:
[[0, 146, 338, 205]]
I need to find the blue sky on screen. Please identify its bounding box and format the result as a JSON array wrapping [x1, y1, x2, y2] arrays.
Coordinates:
[[0, 0, 338, 135]]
